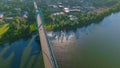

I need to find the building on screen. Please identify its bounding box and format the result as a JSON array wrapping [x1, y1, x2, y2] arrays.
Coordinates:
[[69, 15, 78, 21], [51, 12, 64, 16], [22, 11, 29, 19], [0, 14, 4, 19], [64, 8, 70, 13]]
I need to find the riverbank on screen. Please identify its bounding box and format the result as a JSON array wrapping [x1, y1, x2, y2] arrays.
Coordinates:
[[0, 22, 37, 45], [44, 2, 120, 31]]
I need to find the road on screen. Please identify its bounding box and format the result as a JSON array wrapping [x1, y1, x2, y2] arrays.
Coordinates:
[[34, 2, 58, 68]]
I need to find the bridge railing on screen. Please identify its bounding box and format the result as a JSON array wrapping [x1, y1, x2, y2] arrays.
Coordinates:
[[44, 30, 59, 68]]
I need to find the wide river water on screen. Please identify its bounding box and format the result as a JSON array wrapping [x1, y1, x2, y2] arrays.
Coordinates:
[[48, 12, 120, 68]]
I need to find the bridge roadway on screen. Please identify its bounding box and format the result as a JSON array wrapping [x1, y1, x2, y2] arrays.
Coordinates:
[[34, 2, 58, 68]]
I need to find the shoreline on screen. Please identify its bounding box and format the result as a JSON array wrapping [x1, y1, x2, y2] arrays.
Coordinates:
[[45, 3, 120, 32]]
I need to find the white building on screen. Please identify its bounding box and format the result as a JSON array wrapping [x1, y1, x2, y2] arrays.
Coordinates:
[[64, 8, 70, 13], [0, 14, 4, 19], [51, 12, 64, 16], [23, 14, 28, 19]]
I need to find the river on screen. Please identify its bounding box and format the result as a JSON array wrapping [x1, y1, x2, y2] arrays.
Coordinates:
[[47, 12, 120, 68], [0, 35, 44, 68]]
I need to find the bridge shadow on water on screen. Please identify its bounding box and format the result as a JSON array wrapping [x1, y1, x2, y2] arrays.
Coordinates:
[[0, 34, 44, 68]]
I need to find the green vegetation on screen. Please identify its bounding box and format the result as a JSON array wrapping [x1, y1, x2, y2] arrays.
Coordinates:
[[0, 0, 120, 44], [90, 0, 120, 7], [29, 23, 37, 32], [0, 17, 37, 45], [0, 0, 37, 45], [0, 24, 9, 37], [43, 2, 120, 31]]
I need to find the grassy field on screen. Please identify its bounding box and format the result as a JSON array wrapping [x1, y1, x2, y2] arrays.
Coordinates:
[[0, 24, 9, 37]]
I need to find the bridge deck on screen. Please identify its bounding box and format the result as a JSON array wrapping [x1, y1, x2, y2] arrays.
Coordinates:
[[34, 2, 58, 68]]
